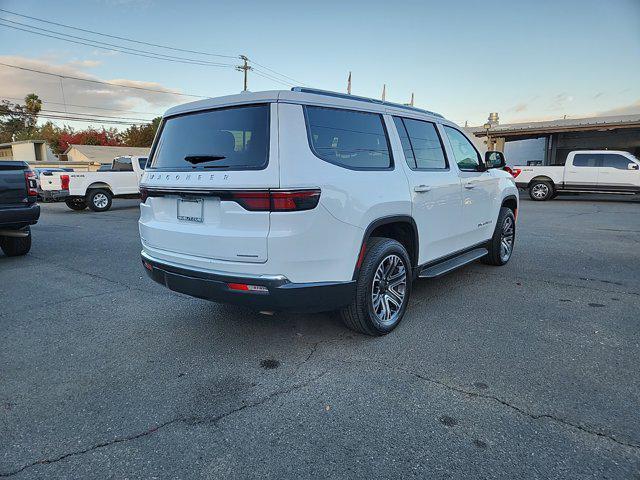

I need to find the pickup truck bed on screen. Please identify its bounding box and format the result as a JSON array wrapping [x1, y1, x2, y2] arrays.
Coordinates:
[[0, 161, 40, 256]]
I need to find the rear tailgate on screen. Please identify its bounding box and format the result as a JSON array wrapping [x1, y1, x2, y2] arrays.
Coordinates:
[[40, 171, 64, 191], [0, 162, 29, 206], [139, 103, 278, 263]]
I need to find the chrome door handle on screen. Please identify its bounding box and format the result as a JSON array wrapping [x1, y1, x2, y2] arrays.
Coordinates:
[[464, 182, 476, 189], [414, 185, 432, 193]]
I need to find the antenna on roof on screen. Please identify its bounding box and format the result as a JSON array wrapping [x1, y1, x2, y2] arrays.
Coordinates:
[[382, 84, 386, 102], [409, 92, 414, 107], [347, 71, 352, 95]]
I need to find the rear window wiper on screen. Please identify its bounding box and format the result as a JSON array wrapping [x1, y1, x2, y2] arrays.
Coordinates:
[[184, 154, 226, 164]]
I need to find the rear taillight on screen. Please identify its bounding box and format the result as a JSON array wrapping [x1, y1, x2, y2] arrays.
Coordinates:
[[504, 167, 521, 178], [227, 283, 269, 293], [24, 170, 37, 197], [229, 189, 321, 212], [60, 174, 70, 190]]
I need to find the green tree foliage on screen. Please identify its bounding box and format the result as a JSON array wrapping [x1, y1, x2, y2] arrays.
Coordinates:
[[122, 117, 161, 147], [1, 93, 159, 154]]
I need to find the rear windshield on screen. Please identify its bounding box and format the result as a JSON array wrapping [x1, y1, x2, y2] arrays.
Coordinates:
[[150, 104, 270, 170]]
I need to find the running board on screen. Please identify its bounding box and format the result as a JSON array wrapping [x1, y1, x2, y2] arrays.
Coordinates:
[[418, 248, 488, 278]]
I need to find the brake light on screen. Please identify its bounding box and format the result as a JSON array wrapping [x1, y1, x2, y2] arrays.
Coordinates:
[[24, 170, 37, 197], [229, 189, 321, 212], [60, 174, 70, 190], [511, 168, 522, 178], [227, 283, 269, 293]]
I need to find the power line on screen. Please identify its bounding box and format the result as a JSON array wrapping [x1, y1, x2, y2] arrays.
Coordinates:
[[39, 109, 153, 122], [249, 59, 307, 86], [1, 97, 160, 116], [0, 21, 236, 68], [0, 62, 209, 98], [0, 7, 307, 89], [252, 69, 296, 87], [0, 7, 237, 59], [35, 114, 148, 126]]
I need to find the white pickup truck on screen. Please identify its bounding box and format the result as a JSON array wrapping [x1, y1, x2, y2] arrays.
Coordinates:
[[513, 150, 640, 201], [41, 156, 147, 211]]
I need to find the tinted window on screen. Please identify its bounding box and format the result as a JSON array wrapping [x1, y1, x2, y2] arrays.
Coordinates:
[[401, 118, 447, 169], [306, 106, 391, 169], [393, 117, 416, 168], [602, 154, 631, 170], [573, 154, 601, 168], [138, 158, 147, 169], [112, 157, 133, 171], [151, 104, 270, 170], [443, 126, 481, 171]]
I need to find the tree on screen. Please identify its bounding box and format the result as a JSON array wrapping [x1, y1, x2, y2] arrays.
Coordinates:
[[0, 94, 42, 142], [122, 117, 161, 147], [58, 127, 124, 153]]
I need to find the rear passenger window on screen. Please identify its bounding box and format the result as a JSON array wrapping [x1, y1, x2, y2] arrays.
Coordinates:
[[573, 154, 602, 167], [394, 117, 447, 169], [305, 106, 392, 169]]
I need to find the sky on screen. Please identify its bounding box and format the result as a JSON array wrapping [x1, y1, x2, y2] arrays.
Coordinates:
[[0, 0, 638, 130]]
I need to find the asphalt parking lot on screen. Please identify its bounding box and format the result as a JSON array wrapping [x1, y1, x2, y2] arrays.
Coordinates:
[[1, 195, 639, 479]]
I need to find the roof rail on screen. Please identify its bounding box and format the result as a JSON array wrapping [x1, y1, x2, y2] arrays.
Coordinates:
[[291, 87, 443, 118]]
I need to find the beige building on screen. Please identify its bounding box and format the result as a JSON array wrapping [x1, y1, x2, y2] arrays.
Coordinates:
[[0, 140, 57, 162], [64, 144, 150, 164]]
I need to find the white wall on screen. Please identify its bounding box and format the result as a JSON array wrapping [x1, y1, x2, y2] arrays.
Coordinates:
[[11, 143, 37, 162]]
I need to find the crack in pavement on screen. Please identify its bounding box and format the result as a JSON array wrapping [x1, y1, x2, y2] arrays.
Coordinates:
[[391, 365, 640, 451], [0, 370, 328, 478]]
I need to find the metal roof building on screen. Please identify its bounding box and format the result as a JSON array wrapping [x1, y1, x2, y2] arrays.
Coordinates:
[[64, 144, 150, 164], [471, 114, 640, 166]]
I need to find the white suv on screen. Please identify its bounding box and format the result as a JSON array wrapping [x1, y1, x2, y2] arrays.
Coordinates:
[[139, 88, 518, 335]]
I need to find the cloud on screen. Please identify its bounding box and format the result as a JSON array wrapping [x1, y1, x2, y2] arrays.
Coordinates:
[[595, 99, 640, 116], [593, 92, 604, 99], [68, 59, 102, 68], [549, 92, 574, 110], [508, 103, 527, 113], [0, 55, 187, 118]]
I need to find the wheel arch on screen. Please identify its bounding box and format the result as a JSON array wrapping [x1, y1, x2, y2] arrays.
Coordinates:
[[353, 215, 419, 279], [501, 195, 518, 213], [86, 182, 113, 193], [528, 176, 555, 188]]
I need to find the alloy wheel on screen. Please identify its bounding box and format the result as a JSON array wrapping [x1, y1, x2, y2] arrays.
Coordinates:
[[500, 216, 515, 262], [532, 183, 549, 199], [93, 193, 108, 209], [371, 254, 407, 326]]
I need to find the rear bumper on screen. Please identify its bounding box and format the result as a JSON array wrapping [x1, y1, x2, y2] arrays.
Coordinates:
[[41, 190, 69, 201], [0, 203, 40, 228], [141, 252, 356, 313]]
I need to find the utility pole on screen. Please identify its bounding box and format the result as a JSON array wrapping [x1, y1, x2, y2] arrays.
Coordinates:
[[236, 55, 252, 92]]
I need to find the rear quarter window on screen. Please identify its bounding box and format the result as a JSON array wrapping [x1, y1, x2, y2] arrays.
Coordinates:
[[150, 104, 270, 171], [304, 106, 392, 170]]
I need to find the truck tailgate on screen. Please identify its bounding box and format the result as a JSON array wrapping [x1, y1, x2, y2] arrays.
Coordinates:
[[0, 162, 28, 206]]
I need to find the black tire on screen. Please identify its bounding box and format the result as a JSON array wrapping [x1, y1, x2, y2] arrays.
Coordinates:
[[483, 207, 515, 266], [0, 227, 32, 256], [340, 237, 412, 336], [87, 189, 112, 212], [65, 198, 87, 211], [528, 180, 554, 201]]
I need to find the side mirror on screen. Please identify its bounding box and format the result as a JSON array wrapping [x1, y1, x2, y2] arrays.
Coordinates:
[[628, 163, 639, 170], [485, 151, 506, 169]]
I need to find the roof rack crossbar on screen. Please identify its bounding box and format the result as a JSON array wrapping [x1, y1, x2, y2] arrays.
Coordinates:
[[291, 87, 443, 118]]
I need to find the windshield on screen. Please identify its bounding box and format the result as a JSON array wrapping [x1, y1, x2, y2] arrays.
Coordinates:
[[150, 104, 270, 170]]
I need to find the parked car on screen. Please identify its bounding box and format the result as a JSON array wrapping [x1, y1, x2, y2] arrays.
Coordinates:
[[138, 88, 518, 335], [33, 168, 73, 201], [0, 161, 40, 256], [512, 150, 640, 201], [40, 156, 147, 211]]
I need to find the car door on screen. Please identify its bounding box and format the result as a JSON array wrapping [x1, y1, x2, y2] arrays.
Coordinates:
[[391, 116, 463, 263], [442, 125, 499, 246], [564, 153, 601, 189], [598, 153, 640, 192]]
